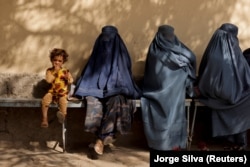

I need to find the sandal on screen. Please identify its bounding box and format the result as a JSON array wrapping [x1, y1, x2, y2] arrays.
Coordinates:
[[56, 111, 65, 124], [94, 139, 104, 155]]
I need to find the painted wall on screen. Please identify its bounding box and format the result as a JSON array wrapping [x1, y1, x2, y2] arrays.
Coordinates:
[[1, 0, 250, 79]]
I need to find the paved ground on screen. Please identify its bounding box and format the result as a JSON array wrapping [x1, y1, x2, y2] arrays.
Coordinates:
[[0, 140, 149, 167], [1, 138, 245, 167], [1, 107, 249, 167]]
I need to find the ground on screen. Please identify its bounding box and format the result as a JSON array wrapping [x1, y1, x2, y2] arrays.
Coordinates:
[[0, 140, 149, 167]]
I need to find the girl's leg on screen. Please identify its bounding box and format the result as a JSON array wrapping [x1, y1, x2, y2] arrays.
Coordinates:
[[41, 93, 53, 128], [57, 96, 68, 123]]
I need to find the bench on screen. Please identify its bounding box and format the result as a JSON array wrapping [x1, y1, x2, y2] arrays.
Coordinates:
[[0, 97, 85, 153], [0, 98, 196, 152]]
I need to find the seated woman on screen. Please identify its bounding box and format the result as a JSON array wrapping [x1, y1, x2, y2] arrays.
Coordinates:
[[197, 23, 250, 150], [141, 25, 196, 151], [73, 25, 141, 155]]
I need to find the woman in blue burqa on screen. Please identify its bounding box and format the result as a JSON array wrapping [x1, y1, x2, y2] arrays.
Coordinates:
[[197, 23, 250, 150], [73, 25, 141, 155], [141, 25, 196, 151]]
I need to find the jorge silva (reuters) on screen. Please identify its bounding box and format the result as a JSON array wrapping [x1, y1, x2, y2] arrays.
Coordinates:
[[153, 154, 245, 164]]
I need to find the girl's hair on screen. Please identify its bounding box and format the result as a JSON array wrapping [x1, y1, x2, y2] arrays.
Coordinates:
[[49, 48, 69, 62]]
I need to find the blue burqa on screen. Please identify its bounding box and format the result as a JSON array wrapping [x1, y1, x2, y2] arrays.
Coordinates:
[[141, 25, 196, 151], [73, 26, 141, 99], [198, 23, 250, 146]]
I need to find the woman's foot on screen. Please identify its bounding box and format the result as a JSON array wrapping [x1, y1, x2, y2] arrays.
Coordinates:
[[94, 139, 104, 155], [231, 145, 245, 151], [224, 144, 246, 151]]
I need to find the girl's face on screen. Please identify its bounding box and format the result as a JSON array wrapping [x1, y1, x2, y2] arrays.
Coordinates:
[[52, 55, 64, 70]]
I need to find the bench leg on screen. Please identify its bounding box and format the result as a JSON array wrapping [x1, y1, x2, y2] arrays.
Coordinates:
[[62, 121, 66, 153], [187, 105, 197, 150], [186, 106, 190, 149]]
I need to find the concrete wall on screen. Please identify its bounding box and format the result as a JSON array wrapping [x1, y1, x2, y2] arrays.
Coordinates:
[[1, 0, 250, 80], [0, 73, 46, 98]]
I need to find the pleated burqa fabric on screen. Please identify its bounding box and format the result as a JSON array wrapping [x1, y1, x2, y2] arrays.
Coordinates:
[[73, 26, 141, 99], [141, 25, 196, 151], [198, 23, 250, 140]]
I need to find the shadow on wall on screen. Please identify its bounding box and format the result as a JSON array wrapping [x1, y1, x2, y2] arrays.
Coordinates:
[[0, 0, 249, 78], [32, 79, 51, 98], [0, 73, 49, 98]]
